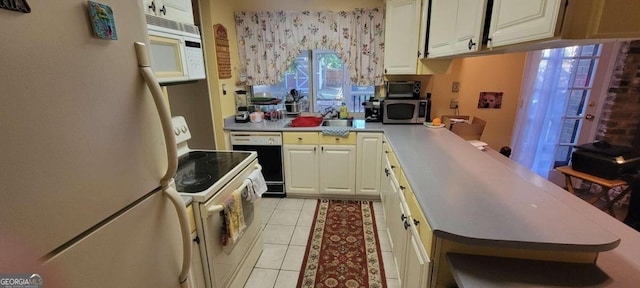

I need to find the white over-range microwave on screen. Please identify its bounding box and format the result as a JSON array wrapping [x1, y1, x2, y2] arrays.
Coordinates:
[[146, 14, 206, 84]]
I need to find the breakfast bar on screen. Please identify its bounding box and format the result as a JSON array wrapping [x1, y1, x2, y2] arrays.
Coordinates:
[[225, 117, 640, 287]]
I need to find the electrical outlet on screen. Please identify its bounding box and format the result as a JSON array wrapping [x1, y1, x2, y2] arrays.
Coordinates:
[[452, 81, 460, 92], [449, 98, 459, 109]]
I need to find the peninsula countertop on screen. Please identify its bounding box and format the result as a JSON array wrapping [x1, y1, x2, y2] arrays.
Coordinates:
[[224, 116, 635, 252]]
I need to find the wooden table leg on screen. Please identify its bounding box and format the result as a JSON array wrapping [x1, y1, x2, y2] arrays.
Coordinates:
[[603, 186, 631, 217], [564, 174, 576, 195]]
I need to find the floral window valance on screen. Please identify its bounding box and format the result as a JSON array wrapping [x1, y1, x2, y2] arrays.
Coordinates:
[[234, 9, 385, 86]]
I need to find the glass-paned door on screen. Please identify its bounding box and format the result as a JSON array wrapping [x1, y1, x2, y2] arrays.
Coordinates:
[[511, 43, 607, 179], [554, 45, 600, 167]]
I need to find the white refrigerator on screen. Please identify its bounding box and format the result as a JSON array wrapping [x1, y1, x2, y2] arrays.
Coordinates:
[[0, 1, 191, 287]]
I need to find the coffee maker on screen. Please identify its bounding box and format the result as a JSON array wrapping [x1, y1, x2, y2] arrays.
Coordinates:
[[234, 90, 250, 123], [363, 98, 382, 122]]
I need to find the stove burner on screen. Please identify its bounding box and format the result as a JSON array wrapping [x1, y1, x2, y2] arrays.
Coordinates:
[[188, 151, 208, 160], [178, 173, 213, 187], [175, 151, 254, 193]]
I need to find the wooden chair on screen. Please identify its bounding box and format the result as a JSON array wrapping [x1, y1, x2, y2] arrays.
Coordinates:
[[441, 115, 470, 129], [450, 116, 486, 140]]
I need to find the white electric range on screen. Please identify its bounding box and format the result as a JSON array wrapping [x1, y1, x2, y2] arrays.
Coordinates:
[[172, 116, 264, 288]]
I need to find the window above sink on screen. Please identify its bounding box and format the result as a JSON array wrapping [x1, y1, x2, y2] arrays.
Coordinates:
[[252, 50, 375, 116]]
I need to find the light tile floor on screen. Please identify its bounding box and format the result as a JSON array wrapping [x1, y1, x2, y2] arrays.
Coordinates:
[[244, 197, 400, 288]]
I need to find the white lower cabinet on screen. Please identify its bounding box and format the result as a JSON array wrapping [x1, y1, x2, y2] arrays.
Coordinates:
[[379, 154, 392, 216], [283, 144, 319, 194], [356, 133, 383, 196], [381, 149, 431, 287], [188, 231, 206, 288], [384, 163, 408, 284], [283, 132, 358, 196], [403, 220, 431, 288], [319, 145, 356, 195], [187, 205, 206, 288]]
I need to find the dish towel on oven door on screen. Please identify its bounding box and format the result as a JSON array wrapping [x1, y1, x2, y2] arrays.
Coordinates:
[[221, 190, 246, 246], [243, 169, 268, 202]]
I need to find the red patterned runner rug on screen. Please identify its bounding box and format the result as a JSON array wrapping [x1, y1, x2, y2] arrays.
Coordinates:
[[297, 199, 387, 288]]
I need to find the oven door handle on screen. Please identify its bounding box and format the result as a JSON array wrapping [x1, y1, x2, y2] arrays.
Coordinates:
[[206, 164, 262, 217], [164, 182, 192, 288]]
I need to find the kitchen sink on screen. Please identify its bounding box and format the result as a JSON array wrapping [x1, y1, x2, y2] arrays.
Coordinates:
[[321, 119, 353, 127]]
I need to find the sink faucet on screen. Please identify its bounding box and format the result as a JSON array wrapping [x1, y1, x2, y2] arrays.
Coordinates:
[[321, 107, 339, 119]]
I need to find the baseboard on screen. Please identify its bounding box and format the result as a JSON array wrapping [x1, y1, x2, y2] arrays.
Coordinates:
[[285, 193, 381, 201]]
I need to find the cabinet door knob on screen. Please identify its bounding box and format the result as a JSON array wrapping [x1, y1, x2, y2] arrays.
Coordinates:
[[468, 39, 476, 50], [391, 165, 396, 169], [160, 5, 166, 15], [385, 150, 389, 154], [399, 185, 405, 190], [148, 1, 156, 12], [404, 220, 410, 230], [401, 214, 407, 221], [298, 137, 302, 141], [413, 219, 420, 226], [335, 138, 340, 141]]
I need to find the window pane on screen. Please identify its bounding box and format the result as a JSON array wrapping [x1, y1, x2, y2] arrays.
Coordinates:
[[313, 50, 373, 113], [558, 59, 575, 88], [252, 50, 373, 114], [253, 52, 311, 112], [573, 59, 597, 87], [314, 52, 345, 112], [563, 46, 579, 57], [350, 86, 375, 113], [566, 90, 588, 116], [554, 145, 572, 167], [580, 44, 600, 57], [559, 119, 580, 143]]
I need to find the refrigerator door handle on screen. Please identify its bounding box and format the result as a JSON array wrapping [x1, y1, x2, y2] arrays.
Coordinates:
[[135, 42, 178, 188], [165, 183, 192, 288], [135, 42, 190, 287]]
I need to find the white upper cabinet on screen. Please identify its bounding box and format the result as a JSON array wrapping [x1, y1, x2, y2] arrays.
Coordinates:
[[384, 0, 422, 74], [143, 0, 195, 25], [426, 0, 458, 58], [451, 0, 487, 53], [487, 0, 562, 48], [427, 0, 486, 58]]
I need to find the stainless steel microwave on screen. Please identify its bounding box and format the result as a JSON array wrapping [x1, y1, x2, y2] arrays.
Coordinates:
[[386, 81, 421, 98], [382, 99, 430, 124]]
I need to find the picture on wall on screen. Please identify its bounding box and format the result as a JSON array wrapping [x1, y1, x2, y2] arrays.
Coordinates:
[[477, 92, 503, 109]]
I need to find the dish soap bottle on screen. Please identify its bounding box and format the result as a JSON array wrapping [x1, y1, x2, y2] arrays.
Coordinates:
[[339, 102, 348, 119]]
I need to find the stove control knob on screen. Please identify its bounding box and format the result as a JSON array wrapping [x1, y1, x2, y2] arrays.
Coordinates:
[[174, 128, 180, 136], [268, 138, 274, 145], [181, 126, 187, 133]]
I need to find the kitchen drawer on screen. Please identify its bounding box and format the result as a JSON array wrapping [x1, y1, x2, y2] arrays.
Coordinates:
[[321, 133, 357, 145], [406, 191, 434, 257], [283, 132, 320, 145]]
